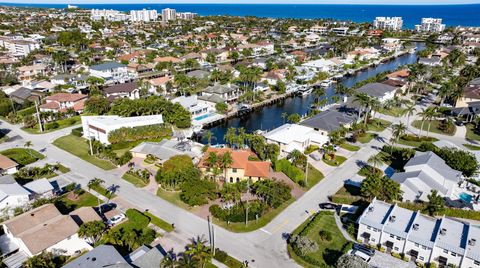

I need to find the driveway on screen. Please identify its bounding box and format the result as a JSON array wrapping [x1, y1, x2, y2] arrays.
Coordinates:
[[369, 251, 417, 268]]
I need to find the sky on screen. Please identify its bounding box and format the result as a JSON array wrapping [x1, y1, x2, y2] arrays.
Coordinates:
[[1, 0, 480, 4]]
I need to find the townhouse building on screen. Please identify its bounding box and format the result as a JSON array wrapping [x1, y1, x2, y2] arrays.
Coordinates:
[[358, 198, 480, 267]]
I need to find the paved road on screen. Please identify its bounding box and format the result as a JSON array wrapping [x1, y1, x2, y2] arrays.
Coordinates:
[[0, 107, 473, 267]]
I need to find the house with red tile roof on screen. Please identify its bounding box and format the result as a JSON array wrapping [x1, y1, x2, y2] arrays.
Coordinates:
[[39, 93, 88, 113], [198, 148, 271, 183]]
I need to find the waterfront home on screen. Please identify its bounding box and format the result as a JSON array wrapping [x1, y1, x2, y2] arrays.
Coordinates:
[[418, 57, 442, 66], [357, 198, 480, 267], [201, 83, 241, 103], [390, 151, 463, 202], [198, 148, 271, 183], [346, 47, 380, 62], [357, 82, 397, 103], [172, 95, 215, 120], [1, 204, 92, 267], [0, 155, 18, 175], [300, 109, 356, 136], [102, 82, 140, 101], [89, 61, 129, 84], [50, 74, 89, 90], [81, 115, 164, 145], [386, 69, 410, 82], [455, 77, 480, 108], [382, 38, 402, 53], [39, 92, 88, 113], [263, 124, 329, 156], [301, 59, 338, 74], [131, 140, 202, 164]]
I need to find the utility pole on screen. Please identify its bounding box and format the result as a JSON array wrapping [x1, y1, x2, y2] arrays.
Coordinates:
[[304, 162, 309, 187], [207, 216, 212, 249], [245, 179, 249, 226], [89, 137, 94, 156], [212, 224, 215, 255], [34, 100, 43, 133]]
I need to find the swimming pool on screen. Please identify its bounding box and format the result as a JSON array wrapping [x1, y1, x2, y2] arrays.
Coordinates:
[[384, 167, 395, 178], [194, 113, 214, 121], [459, 192, 473, 203]]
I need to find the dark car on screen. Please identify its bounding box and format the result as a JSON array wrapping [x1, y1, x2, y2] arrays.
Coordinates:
[[319, 203, 338, 210], [353, 243, 376, 256], [95, 203, 117, 214], [455, 120, 464, 126]]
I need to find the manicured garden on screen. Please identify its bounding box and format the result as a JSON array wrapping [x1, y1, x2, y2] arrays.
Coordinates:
[[55, 189, 99, 214], [357, 133, 376, 144], [411, 119, 456, 136], [144, 211, 174, 232], [121, 169, 149, 188], [463, 143, 480, 151], [287, 211, 352, 268], [0, 148, 45, 166], [322, 155, 347, 167], [53, 135, 117, 170], [397, 134, 438, 147]]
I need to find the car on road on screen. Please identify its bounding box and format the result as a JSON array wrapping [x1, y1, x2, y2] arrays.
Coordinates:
[[95, 203, 117, 214], [319, 203, 338, 210], [107, 213, 125, 227]]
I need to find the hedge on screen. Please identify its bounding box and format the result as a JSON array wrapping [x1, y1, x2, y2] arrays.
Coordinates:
[[209, 201, 267, 223], [108, 124, 171, 144], [275, 159, 304, 183], [71, 127, 83, 137]]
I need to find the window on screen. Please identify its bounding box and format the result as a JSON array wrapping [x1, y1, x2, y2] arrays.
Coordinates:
[[420, 256, 424, 261], [396, 237, 401, 241], [390, 234, 395, 238], [230, 177, 233, 183], [367, 226, 371, 230], [394, 247, 399, 251], [443, 249, 448, 254], [232, 168, 237, 173], [451, 252, 456, 257], [236, 178, 240, 183], [371, 238, 375, 242], [422, 246, 427, 250], [415, 243, 419, 247]]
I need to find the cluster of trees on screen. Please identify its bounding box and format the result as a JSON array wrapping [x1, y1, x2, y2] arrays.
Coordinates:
[[88, 139, 133, 166], [275, 158, 305, 185], [107, 124, 171, 144], [108, 96, 192, 128], [360, 173, 402, 202], [252, 179, 292, 208], [247, 134, 280, 162], [14, 163, 59, 181], [209, 200, 267, 223], [161, 236, 215, 268], [126, 168, 151, 184]]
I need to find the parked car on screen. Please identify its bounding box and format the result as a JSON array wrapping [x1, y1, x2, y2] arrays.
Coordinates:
[[319, 203, 338, 210], [353, 243, 375, 256], [310, 153, 322, 161], [455, 120, 464, 126], [95, 203, 117, 214], [107, 213, 126, 227], [348, 249, 372, 263]]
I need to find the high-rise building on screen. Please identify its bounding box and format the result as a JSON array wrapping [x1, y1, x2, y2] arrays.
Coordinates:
[[90, 9, 128, 22], [130, 9, 158, 22], [161, 8, 177, 23], [373, 17, 403, 31], [415, 18, 446, 33]]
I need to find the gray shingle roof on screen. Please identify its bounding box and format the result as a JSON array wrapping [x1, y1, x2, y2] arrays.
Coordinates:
[[300, 109, 356, 132], [404, 151, 462, 182], [63, 245, 130, 268], [357, 82, 396, 98], [204, 84, 239, 94], [90, 61, 126, 71]]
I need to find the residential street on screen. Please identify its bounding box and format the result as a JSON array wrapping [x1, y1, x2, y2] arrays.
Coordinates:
[[0, 106, 474, 267]]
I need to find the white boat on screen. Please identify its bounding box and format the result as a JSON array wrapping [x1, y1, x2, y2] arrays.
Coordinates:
[[302, 88, 313, 96]]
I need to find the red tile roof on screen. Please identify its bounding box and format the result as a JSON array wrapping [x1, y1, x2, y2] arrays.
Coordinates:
[[46, 93, 87, 103]]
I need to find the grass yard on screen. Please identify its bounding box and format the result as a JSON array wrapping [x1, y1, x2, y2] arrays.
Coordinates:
[[90, 184, 117, 199], [366, 118, 391, 132], [466, 123, 480, 142], [212, 198, 295, 233], [397, 135, 438, 147], [411, 120, 455, 136], [288, 211, 352, 268], [22, 116, 81, 134], [156, 188, 193, 211], [121, 172, 148, 188], [144, 211, 174, 232], [378, 107, 407, 117], [214, 250, 244, 268], [322, 155, 347, 167], [304, 164, 324, 190], [463, 144, 480, 151], [339, 142, 360, 152], [0, 148, 45, 166], [55, 190, 99, 214], [357, 133, 376, 144], [53, 135, 116, 170], [57, 164, 71, 173]]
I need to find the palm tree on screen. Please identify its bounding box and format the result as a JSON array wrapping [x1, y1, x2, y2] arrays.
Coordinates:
[[353, 93, 369, 121], [391, 122, 407, 144], [87, 177, 104, 191], [24, 141, 33, 148], [367, 154, 383, 170], [219, 152, 233, 183], [204, 130, 213, 145], [403, 104, 416, 130], [425, 107, 438, 137], [281, 112, 288, 124], [185, 236, 212, 268], [417, 108, 430, 136]]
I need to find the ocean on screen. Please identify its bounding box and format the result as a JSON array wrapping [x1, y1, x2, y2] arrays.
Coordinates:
[[0, 3, 479, 28]]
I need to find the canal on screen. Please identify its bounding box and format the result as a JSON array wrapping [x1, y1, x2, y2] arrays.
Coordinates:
[[203, 42, 425, 143]]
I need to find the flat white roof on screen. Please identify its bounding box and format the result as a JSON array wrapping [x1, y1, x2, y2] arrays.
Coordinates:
[[82, 115, 164, 131], [263, 124, 328, 145]]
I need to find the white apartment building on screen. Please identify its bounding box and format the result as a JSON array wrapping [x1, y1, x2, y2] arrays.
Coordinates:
[[81, 115, 164, 145], [415, 18, 446, 33], [178, 12, 197, 20], [358, 198, 480, 268], [130, 9, 158, 22], [90, 9, 129, 21], [373, 17, 404, 31], [0, 37, 40, 57], [162, 8, 177, 22]]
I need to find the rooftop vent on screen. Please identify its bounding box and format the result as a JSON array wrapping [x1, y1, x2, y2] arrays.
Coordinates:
[[30, 213, 34, 216], [440, 228, 447, 236], [413, 223, 419, 231], [92, 257, 96, 262], [389, 216, 396, 222], [469, 239, 476, 246], [368, 207, 374, 212]]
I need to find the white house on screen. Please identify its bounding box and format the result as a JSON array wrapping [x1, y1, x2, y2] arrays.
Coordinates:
[[23, 178, 55, 199], [89, 62, 129, 84], [0, 181, 30, 216], [357, 82, 397, 103], [301, 59, 338, 74], [1, 204, 92, 267], [263, 124, 329, 156], [172, 95, 213, 119], [0, 156, 18, 175], [357, 198, 480, 267], [81, 115, 164, 145], [391, 151, 463, 202]]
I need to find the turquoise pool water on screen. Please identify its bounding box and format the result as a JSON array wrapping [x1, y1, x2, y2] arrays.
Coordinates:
[[194, 113, 214, 121], [459, 192, 473, 203]]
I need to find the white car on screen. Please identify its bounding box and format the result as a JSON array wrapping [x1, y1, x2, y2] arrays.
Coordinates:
[[347, 249, 371, 263], [107, 214, 125, 226]]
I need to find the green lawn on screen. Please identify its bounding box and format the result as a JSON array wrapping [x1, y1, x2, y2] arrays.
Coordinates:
[[304, 164, 324, 190], [411, 120, 455, 136], [378, 107, 407, 117], [331, 185, 363, 204], [121, 172, 148, 188], [57, 164, 71, 173], [366, 118, 392, 132], [212, 198, 295, 233], [397, 135, 438, 147], [54, 190, 99, 214], [156, 188, 193, 211], [214, 250, 244, 268], [357, 133, 376, 144], [466, 123, 480, 142], [90, 184, 117, 199], [339, 142, 360, 152], [22, 116, 81, 134], [53, 135, 116, 170], [144, 211, 174, 232], [0, 148, 45, 166], [322, 155, 347, 167], [357, 165, 383, 177], [288, 211, 352, 268], [463, 144, 480, 151]]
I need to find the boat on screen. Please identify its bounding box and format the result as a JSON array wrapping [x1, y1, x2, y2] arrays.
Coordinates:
[[302, 88, 313, 96]]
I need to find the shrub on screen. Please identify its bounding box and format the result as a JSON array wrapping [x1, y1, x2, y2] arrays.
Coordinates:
[[304, 145, 319, 155], [318, 230, 332, 241], [108, 124, 171, 144], [289, 234, 318, 255], [45, 121, 59, 130], [214, 250, 228, 262], [180, 178, 217, 206], [400, 134, 436, 142], [71, 127, 83, 137], [275, 158, 304, 183], [391, 252, 402, 259], [209, 201, 267, 222], [252, 180, 292, 208]]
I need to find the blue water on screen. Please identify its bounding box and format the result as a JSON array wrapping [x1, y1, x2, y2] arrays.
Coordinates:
[[194, 113, 215, 121], [1, 3, 480, 28], [459, 192, 473, 203]]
